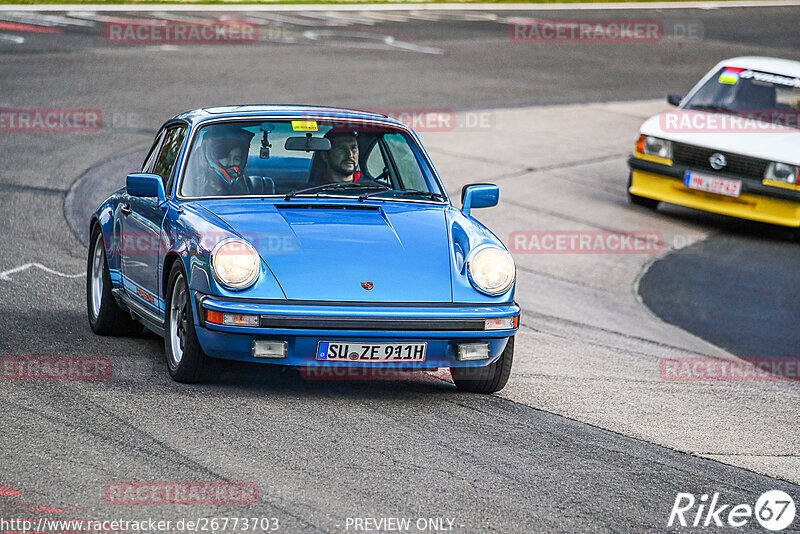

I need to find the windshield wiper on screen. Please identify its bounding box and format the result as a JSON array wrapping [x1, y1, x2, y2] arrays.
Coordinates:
[[358, 189, 446, 202], [688, 104, 736, 113], [284, 182, 387, 200]]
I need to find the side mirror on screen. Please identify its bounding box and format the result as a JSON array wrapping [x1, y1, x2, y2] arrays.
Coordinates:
[[127, 173, 166, 203], [667, 94, 683, 107], [461, 183, 499, 216]]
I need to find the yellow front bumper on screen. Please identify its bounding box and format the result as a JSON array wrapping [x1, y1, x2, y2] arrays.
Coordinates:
[[630, 170, 800, 228]]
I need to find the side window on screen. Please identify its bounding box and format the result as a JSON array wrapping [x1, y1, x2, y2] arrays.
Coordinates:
[[775, 86, 800, 109], [363, 140, 390, 184], [384, 133, 428, 191], [141, 131, 164, 173], [152, 125, 187, 187]]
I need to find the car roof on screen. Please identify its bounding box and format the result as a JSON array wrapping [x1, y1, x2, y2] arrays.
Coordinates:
[[170, 105, 405, 128], [715, 56, 800, 78]]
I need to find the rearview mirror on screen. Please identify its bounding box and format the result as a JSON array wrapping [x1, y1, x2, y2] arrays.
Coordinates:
[[461, 183, 499, 216], [127, 173, 166, 203], [667, 94, 683, 107], [284, 136, 331, 152]]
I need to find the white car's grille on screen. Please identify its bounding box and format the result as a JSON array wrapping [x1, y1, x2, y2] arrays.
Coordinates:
[[673, 143, 770, 179]]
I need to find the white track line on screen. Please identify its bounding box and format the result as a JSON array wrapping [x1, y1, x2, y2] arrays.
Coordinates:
[[0, 11, 94, 26], [302, 29, 444, 54], [3, 1, 800, 12], [0, 33, 24, 44], [0, 263, 84, 281], [65, 11, 119, 22], [245, 13, 340, 26], [146, 11, 219, 22], [298, 11, 378, 25], [0, 13, 63, 27]]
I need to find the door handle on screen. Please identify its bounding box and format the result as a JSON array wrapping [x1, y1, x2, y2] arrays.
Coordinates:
[[120, 204, 131, 216]]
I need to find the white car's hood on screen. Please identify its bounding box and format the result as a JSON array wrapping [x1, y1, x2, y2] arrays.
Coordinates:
[[640, 110, 800, 165]]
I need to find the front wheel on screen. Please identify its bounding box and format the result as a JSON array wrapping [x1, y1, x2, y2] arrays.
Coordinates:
[[451, 336, 514, 394], [86, 226, 143, 336], [164, 262, 209, 383]]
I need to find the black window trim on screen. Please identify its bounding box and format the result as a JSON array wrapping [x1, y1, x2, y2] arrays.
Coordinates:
[[161, 124, 189, 200], [173, 116, 449, 203], [141, 130, 166, 174]]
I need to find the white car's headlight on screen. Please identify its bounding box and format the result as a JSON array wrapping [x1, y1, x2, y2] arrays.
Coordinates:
[[639, 135, 673, 160], [211, 238, 260, 290], [467, 245, 515, 296], [765, 162, 798, 184]]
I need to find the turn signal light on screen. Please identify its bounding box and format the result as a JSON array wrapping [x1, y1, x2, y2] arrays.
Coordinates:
[[484, 316, 519, 330], [205, 309, 224, 324], [222, 313, 259, 327], [635, 134, 646, 154], [204, 310, 259, 327]]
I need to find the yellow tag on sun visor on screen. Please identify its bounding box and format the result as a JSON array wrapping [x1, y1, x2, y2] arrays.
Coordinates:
[[291, 120, 318, 131]]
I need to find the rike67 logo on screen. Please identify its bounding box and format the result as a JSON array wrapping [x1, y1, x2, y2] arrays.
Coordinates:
[[669, 490, 796, 531]]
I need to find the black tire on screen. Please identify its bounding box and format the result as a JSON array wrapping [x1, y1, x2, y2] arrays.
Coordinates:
[[627, 172, 660, 210], [451, 336, 514, 394], [164, 261, 209, 383], [87, 225, 143, 336]]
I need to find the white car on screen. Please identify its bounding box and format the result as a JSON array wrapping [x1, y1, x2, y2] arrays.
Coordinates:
[[628, 56, 800, 239]]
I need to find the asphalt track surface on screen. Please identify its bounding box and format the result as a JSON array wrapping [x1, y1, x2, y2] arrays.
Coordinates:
[[640, 225, 800, 360], [2, 5, 800, 533]]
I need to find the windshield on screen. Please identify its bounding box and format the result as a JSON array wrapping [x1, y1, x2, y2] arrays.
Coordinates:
[[179, 119, 444, 200], [683, 66, 800, 129]]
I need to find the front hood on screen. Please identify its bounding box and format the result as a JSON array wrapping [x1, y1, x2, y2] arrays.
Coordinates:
[[198, 199, 453, 302], [641, 110, 800, 165]]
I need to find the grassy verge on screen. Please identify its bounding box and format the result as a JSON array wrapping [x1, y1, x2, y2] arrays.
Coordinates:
[[0, 0, 763, 5]]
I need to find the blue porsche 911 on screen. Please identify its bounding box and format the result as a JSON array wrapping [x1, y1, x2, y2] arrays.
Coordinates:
[[87, 106, 519, 393]]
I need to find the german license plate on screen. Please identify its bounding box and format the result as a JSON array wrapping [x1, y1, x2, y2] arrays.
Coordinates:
[[316, 341, 427, 362], [684, 171, 742, 197]]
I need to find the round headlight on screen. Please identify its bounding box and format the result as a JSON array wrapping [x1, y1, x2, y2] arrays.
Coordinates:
[[467, 245, 515, 295], [211, 238, 260, 290]]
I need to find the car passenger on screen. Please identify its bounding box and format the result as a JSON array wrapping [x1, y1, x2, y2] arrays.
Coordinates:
[[188, 126, 255, 197]]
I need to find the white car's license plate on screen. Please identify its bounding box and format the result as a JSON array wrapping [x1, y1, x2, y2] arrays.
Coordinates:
[[684, 171, 742, 198], [316, 341, 427, 362]]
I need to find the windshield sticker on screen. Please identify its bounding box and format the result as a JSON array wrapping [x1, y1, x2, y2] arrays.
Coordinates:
[[718, 67, 742, 85], [738, 69, 800, 88], [291, 120, 318, 131]]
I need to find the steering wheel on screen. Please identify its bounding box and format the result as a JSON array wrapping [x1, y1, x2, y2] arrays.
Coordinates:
[[244, 175, 276, 196]]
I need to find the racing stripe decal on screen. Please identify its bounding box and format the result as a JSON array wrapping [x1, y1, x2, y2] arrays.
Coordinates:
[[120, 274, 165, 312]]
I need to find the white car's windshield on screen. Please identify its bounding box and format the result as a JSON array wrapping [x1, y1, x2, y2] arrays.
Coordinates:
[[684, 66, 800, 129], [180, 119, 444, 200]]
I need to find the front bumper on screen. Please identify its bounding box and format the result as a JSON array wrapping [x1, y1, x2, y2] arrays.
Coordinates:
[[628, 155, 800, 228], [192, 293, 520, 368]]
